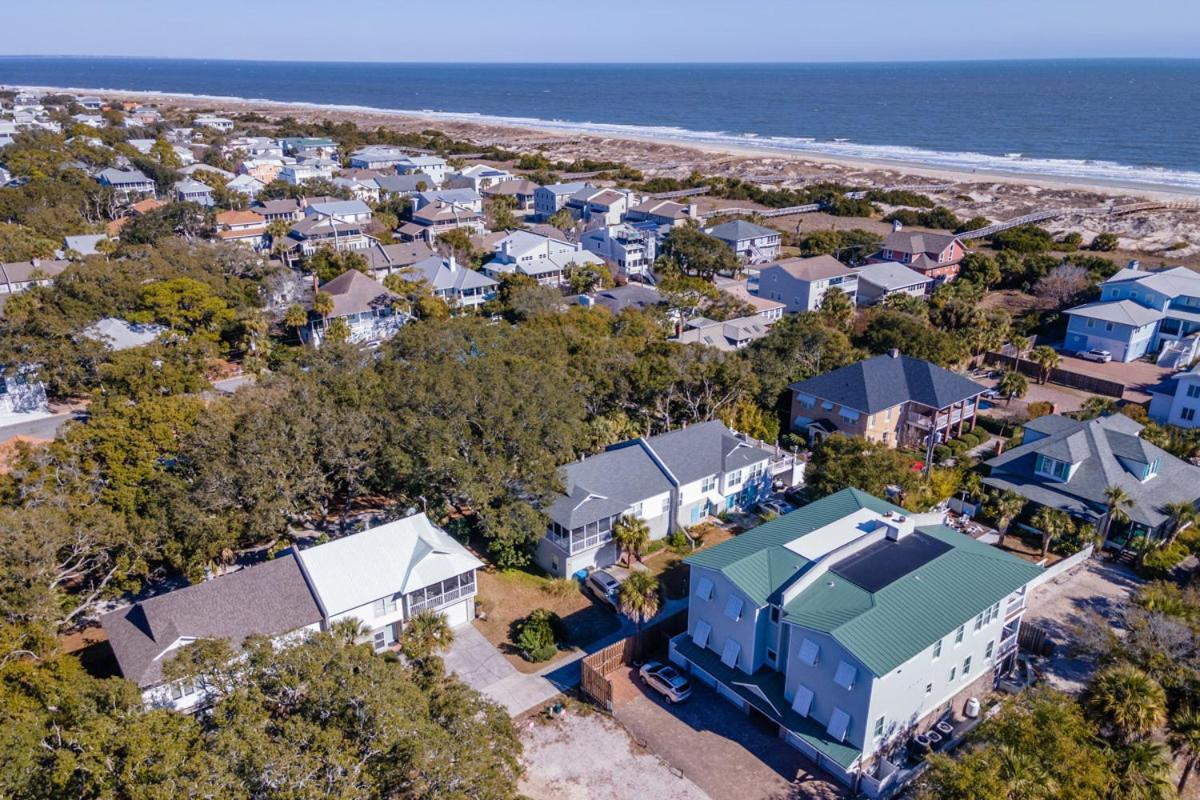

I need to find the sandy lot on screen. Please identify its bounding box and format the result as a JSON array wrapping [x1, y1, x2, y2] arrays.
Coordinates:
[[519, 710, 708, 800]]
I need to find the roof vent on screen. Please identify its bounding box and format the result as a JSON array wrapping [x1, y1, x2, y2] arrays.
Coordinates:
[[883, 511, 894, 518], [889, 348, 901, 359], [1128, 259, 1141, 271]]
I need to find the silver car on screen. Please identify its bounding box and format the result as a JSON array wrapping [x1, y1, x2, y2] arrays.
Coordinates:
[[585, 569, 622, 611], [1077, 348, 1113, 363], [639, 661, 692, 703]]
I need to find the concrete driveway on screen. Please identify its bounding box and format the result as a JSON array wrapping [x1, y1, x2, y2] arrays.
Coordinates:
[[445, 623, 520, 693], [613, 669, 845, 800]]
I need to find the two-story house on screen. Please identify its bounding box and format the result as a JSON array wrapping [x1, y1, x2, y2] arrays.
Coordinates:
[[101, 513, 481, 712], [789, 351, 987, 448], [983, 413, 1200, 550], [173, 178, 215, 207], [867, 228, 965, 286], [534, 182, 592, 218], [707, 220, 781, 263], [565, 187, 637, 226], [97, 167, 157, 202], [395, 155, 448, 187], [756, 256, 859, 312], [304, 198, 374, 225], [1063, 264, 1200, 364], [408, 254, 499, 309], [445, 164, 515, 193], [414, 188, 483, 214], [303, 269, 408, 347], [285, 217, 372, 263], [624, 199, 698, 229], [674, 488, 1041, 792], [214, 210, 268, 249], [193, 115, 235, 132], [581, 223, 658, 278], [1149, 364, 1200, 428], [252, 198, 304, 224], [537, 421, 789, 577], [852, 262, 932, 306], [348, 145, 410, 170], [409, 200, 486, 237], [280, 162, 338, 186], [0, 258, 69, 296], [482, 178, 540, 214], [281, 137, 338, 160], [485, 229, 607, 286]]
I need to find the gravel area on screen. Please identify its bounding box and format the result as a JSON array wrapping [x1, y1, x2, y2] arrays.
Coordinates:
[[520, 711, 709, 800]]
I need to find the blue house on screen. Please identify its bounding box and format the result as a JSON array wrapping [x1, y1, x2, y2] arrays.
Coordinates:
[[1062, 265, 1200, 363]]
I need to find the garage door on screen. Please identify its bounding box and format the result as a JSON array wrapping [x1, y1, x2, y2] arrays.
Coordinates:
[[441, 599, 473, 628]]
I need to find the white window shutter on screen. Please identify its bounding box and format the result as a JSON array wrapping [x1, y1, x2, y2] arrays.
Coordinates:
[[692, 619, 712, 650]]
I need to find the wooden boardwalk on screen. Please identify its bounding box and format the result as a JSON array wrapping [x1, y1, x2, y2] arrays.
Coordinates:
[[956, 201, 1196, 239]]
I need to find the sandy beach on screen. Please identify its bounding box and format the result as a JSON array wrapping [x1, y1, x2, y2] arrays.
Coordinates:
[[22, 84, 1200, 258]]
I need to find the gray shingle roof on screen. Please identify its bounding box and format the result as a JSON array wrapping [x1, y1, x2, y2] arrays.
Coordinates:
[[708, 220, 778, 243], [317, 269, 400, 318], [789, 353, 986, 415], [852, 261, 931, 291], [1064, 300, 1163, 327], [100, 554, 322, 688]]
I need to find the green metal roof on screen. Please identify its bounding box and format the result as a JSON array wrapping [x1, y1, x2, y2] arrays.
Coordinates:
[[784, 525, 1042, 676], [686, 488, 903, 606]]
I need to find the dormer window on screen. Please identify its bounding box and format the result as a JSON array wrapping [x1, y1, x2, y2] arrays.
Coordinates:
[[1144, 458, 1161, 481], [1035, 454, 1071, 481]]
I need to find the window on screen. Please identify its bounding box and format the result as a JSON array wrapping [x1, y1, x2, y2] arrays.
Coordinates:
[[726, 470, 743, 487], [1183, 408, 1196, 422], [630, 501, 643, 518], [724, 595, 744, 622], [963, 656, 972, 677], [692, 619, 712, 649], [949, 666, 957, 682], [932, 639, 942, 660], [955, 625, 965, 645], [1036, 454, 1070, 480], [1087, 318, 1095, 328], [874, 716, 886, 739], [925, 682, 933, 695], [701, 475, 717, 493], [834, 660, 857, 690], [985, 640, 995, 661], [1188, 385, 1200, 399], [798, 638, 820, 666], [974, 612, 984, 632], [373, 594, 399, 617], [696, 576, 714, 601], [792, 684, 815, 716], [1105, 322, 1115, 332], [767, 648, 778, 663], [662, 496, 671, 514]]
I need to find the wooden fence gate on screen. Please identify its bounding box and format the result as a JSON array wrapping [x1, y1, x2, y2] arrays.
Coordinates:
[[579, 611, 687, 710]]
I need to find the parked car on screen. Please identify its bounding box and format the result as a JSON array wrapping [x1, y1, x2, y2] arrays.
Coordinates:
[[1077, 348, 1113, 363], [585, 569, 622, 611], [757, 498, 793, 517], [639, 661, 692, 703], [982, 388, 1002, 399]]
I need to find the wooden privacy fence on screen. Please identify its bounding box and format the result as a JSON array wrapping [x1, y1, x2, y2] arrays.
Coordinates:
[[580, 610, 687, 711], [983, 352, 1126, 398]]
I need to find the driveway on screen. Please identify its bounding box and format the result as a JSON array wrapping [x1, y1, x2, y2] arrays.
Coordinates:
[[613, 668, 845, 800], [445, 623, 519, 693], [1023, 558, 1144, 693], [1053, 351, 1173, 402]]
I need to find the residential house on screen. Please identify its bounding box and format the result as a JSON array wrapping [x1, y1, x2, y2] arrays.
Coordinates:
[[867, 228, 965, 286], [0, 258, 68, 295], [295, 513, 483, 651], [360, 240, 436, 280], [280, 162, 338, 186], [97, 167, 157, 202], [251, 198, 304, 224], [707, 220, 781, 263], [1063, 264, 1200, 366], [76, 95, 104, 110], [757, 256, 858, 312], [674, 315, 774, 351], [537, 421, 791, 577], [713, 276, 785, 322], [181, 163, 235, 182], [445, 164, 515, 193], [81, 318, 167, 351], [100, 553, 324, 711], [394, 155, 448, 187], [225, 136, 283, 160], [333, 176, 381, 203], [582, 284, 664, 315], [215, 210, 268, 249], [789, 351, 987, 448], [414, 188, 483, 214], [376, 173, 438, 198], [675, 488, 1040, 791], [63, 234, 108, 258], [348, 145, 410, 170], [305, 269, 407, 347], [852, 262, 932, 306], [193, 115, 234, 132], [304, 198, 373, 225], [484, 229, 606, 287], [128, 138, 194, 165], [481, 178, 540, 213], [409, 200, 486, 237], [281, 137, 338, 160], [534, 182, 591, 218], [408, 254, 498, 309], [1149, 364, 1200, 428], [173, 178, 215, 207], [625, 199, 698, 229], [71, 113, 106, 129], [286, 216, 372, 263], [565, 187, 637, 226], [241, 158, 286, 184], [226, 173, 266, 199], [581, 223, 657, 278], [983, 413, 1200, 549]]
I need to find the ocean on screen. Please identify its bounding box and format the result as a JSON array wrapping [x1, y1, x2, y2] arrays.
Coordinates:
[[2, 57, 1199, 191]]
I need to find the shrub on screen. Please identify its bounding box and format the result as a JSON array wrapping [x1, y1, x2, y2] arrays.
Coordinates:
[[933, 444, 952, 462], [515, 608, 564, 662], [1091, 232, 1120, 252], [1027, 401, 1055, 419], [541, 578, 577, 599], [643, 539, 667, 556], [947, 439, 968, 456], [1139, 542, 1189, 580], [667, 529, 690, 553], [959, 431, 982, 447]]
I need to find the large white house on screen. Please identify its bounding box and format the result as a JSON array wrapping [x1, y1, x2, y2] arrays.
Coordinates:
[[674, 489, 1041, 794], [101, 513, 482, 712], [581, 223, 658, 278], [484, 230, 606, 287]]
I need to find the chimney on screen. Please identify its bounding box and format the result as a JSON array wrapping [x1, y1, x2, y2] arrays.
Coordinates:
[[30, 257, 40, 267], [448, 254, 457, 272], [892, 219, 903, 232], [1128, 259, 1141, 271], [889, 348, 901, 359], [688, 203, 698, 219]]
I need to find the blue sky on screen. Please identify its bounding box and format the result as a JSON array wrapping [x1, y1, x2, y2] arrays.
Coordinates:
[[4, 0, 1198, 62]]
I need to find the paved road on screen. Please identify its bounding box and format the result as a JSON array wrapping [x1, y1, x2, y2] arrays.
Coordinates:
[[0, 411, 79, 443]]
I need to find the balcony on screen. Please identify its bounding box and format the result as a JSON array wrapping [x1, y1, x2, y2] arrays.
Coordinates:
[[906, 406, 975, 432]]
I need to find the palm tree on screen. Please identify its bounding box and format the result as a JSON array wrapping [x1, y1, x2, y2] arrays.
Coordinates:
[[400, 609, 454, 663], [1112, 740, 1174, 800], [1029, 345, 1060, 385], [1079, 396, 1117, 420], [1031, 505, 1071, 559], [312, 290, 335, 320], [1169, 707, 1200, 793], [1010, 335, 1031, 365], [990, 490, 1026, 550], [1086, 663, 1167, 743], [613, 515, 651, 566], [618, 571, 661, 659], [1100, 486, 1134, 548], [330, 618, 369, 646], [1162, 501, 1197, 545], [267, 219, 291, 254], [998, 370, 1028, 406]]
